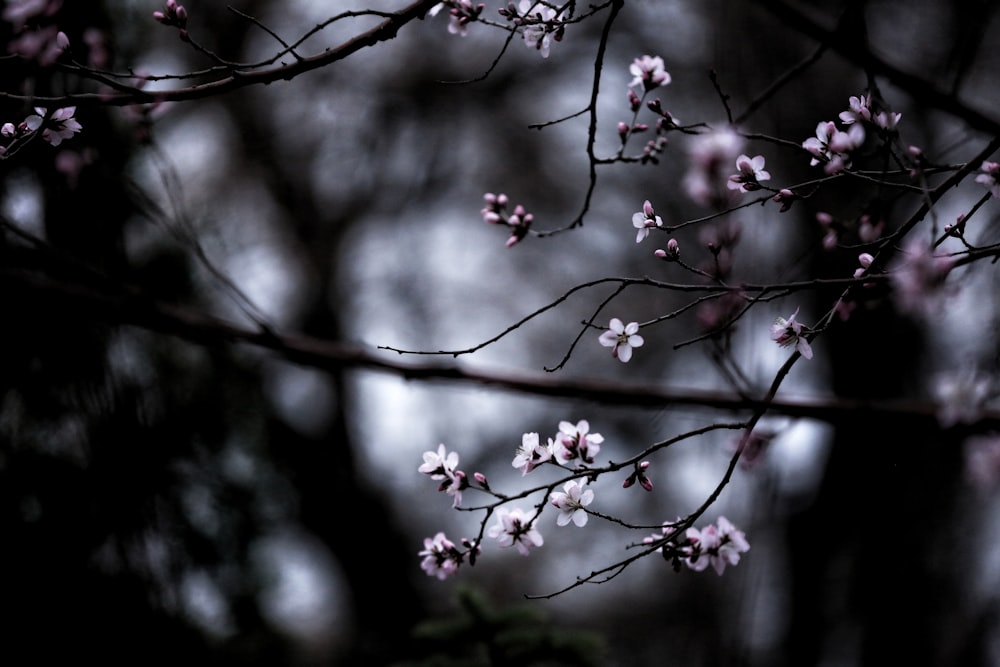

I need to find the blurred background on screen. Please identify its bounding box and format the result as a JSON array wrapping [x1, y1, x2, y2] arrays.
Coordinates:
[[2, 0, 1000, 664]]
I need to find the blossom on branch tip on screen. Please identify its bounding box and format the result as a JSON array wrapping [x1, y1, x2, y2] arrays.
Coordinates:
[[487, 507, 543, 555], [512, 431, 553, 475], [632, 199, 663, 243], [598, 318, 644, 363], [622, 460, 653, 491], [770, 307, 813, 359], [23, 107, 82, 146], [428, 0, 484, 36], [480, 192, 533, 247], [418, 532, 463, 580], [839, 95, 871, 125], [515, 0, 564, 58], [419, 443, 467, 506], [153, 0, 187, 28], [803, 121, 864, 173], [685, 516, 750, 575], [553, 419, 603, 465], [654, 238, 680, 261], [727, 154, 771, 193], [628, 55, 670, 92], [550, 479, 594, 526], [976, 161, 1000, 198]]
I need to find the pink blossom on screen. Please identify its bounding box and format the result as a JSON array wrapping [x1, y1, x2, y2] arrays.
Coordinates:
[[428, 0, 484, 36], [683, 128, 745, 207], [23, 107, 82, 146], [598, 318, 644, 363], [684, 516, 750, 575], [153, 0, 187, 28], [803, 121, 865, 173], [770, 307, 813, 359], [418, 532, 463, 580], [419, 443, 459, 479], [975, 161, 1000, 198], [727, 154, 771, 193], [487, 507, 543, 555], [517, 0, 564, 58], [631, 199, 663, 243], [838, 95, 871, 125], [549, 479, 594, 527], [553, 419, 604, 464], [628, 55, 670, 92], [511, 431, 553, 475]]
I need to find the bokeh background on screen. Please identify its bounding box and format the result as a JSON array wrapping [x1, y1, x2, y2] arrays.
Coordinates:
[[3, 1, 1000, 664]]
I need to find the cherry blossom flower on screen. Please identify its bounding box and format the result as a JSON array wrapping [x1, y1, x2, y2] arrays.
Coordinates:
[[975, 161, 1000, 198], [642, 518, 680, 553], [512, 431, 553, 475], [487, 507, 543, 556], [839, 95, 871, 125], [419, 443, 459, 479], [628, 55, 671, 92], [419, 443, 467, 506], [598, 318, 644, 363], [428, 0, 484, 36], [419, 532, 463, 580], [874, 110, 902, 131], [889, 239, 955, 318], [802, 121, 865, 173], [684, 516, 750, 575], [550, 479, 594, 527], [517, 0, 564, 58], [683, 128, 745, 206], [23, 107, 82, 147], [552, 419, 604, 464], [631, 199, 663, 243], [770, 307, 813, 359], [727, 154, 771, 193]]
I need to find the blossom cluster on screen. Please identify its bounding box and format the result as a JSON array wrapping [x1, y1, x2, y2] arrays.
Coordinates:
[[481, 192, 534, 247], [428, 0, 484, 36], [644, 516, 750, 575], [1, 106, 82, 157], [618, 55, 676, 163], [153, 0, 188, 29], [802, 93, 901, 174], [500, 1, 566, 58], [513, 419, 605, 473]]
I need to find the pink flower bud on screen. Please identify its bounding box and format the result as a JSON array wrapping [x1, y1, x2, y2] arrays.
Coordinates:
[[858, 253, 873, 269], [56, 31, 70, 51], [473, 472, 489, 488]]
